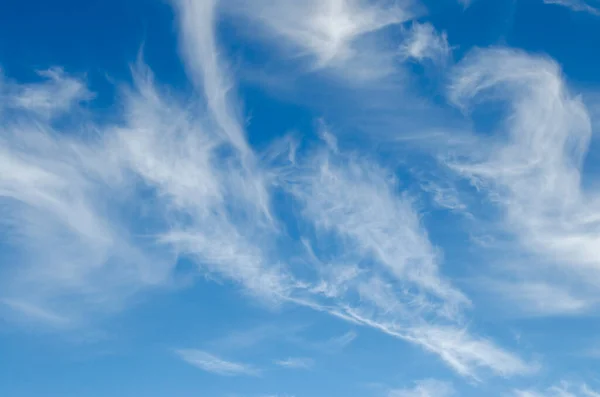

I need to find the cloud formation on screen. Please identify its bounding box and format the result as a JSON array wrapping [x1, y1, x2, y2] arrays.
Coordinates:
[[10, 1, 600, 394], [400, 23, 451, 65], [0, 1, 538, 383], [226, 0, 418, 80], [388, 379, 454, 397], [514, 382, 600, 397], [274, 357, 314, 369], [447, 48, 600, 316], [175, 349, 261, 376], [543, 0, 600, 15]]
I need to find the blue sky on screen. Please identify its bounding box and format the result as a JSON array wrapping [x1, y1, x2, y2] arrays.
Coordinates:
[[2, 0, 600, 396]]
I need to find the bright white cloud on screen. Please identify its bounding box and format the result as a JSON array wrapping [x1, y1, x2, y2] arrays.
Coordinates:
[[0, 59, 288, 325], [0, 69, 176, 323], [279, 141, 533, 378], [400, 23, 451, 65], [448, 47, 600, 316], [226, 0, 417, 80], [290, 145, 468, 314], [174, 349, 261, 376], [407, 324, 536, 378], [1, 67, 92, 118], [172, 0, 273, 225]]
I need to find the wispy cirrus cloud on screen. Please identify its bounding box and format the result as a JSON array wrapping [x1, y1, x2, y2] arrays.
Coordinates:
[[174, 349, 261, 376], [325, 330, 358, 351], [388, 379, 454, 397], [0, 67, 176, 324], [0, 56, 285, 325], [226, 0, 419, 81], [0, 67, 93, 118], [274, 357, 314, 369], [277, 138, 534, 378], [514, 381, 600, 397], [288, 144, 469, 317], [400, 23, 451, 66], [543, 0, 600, 15], [480, 280, 593, 317], [172, 0, 534, 379], [446, 47, 600, 316], [1, 299, 71, 328]]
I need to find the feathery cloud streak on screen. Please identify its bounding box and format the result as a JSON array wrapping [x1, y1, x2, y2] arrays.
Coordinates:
[[448, 48, 600, 315], [175, 349, 261, 376], [274, 357, 314, 369], [225, 0, 419, 80], [388, 379, 454, 397], [543, 0, 600, 15], [514, 382, 600, 397]]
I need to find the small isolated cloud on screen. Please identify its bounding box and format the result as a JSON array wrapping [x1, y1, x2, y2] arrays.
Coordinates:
[[2, 67, 93, 119], [274, 357, 314, 369], [400, 23, 451, 65], [483, 280, 593, 316], [388, 379, 454, 397], [1, 299, 71, 328], [514, 381, 600, 397], [327, 330, 358, 350], [543, 0, 600, 15], [174, 349, 260, 376]]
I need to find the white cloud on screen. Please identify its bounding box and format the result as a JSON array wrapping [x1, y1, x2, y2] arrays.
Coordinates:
[[280, 141, 534, 378], [514, 391, 546, 397], [211, 323, 307, 352], [226, 0, 418, 80], [543, 0, 600, 15], [172, 0, 273, 226], [483, 280, 592, 316], [406, 324, 536, 378], [326, 330, 358, 350], [514, 382, 600, 397], [388, 379, 454, 397], [447, 47, 600, 315], [274, 357, 314, 369], [583, 385, 600, 397], [0, 69, 176, 324], [0, 67, 92, 119], [117, 63, 292, 302], [1, 299, 71, 328], [173, 0, 250, 157], [417, 171, 468, 212], [289, 145, 469, 318], [400, 23, 451, 65], [0, 59, 288, 325], [174, 349, 261, 376]]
